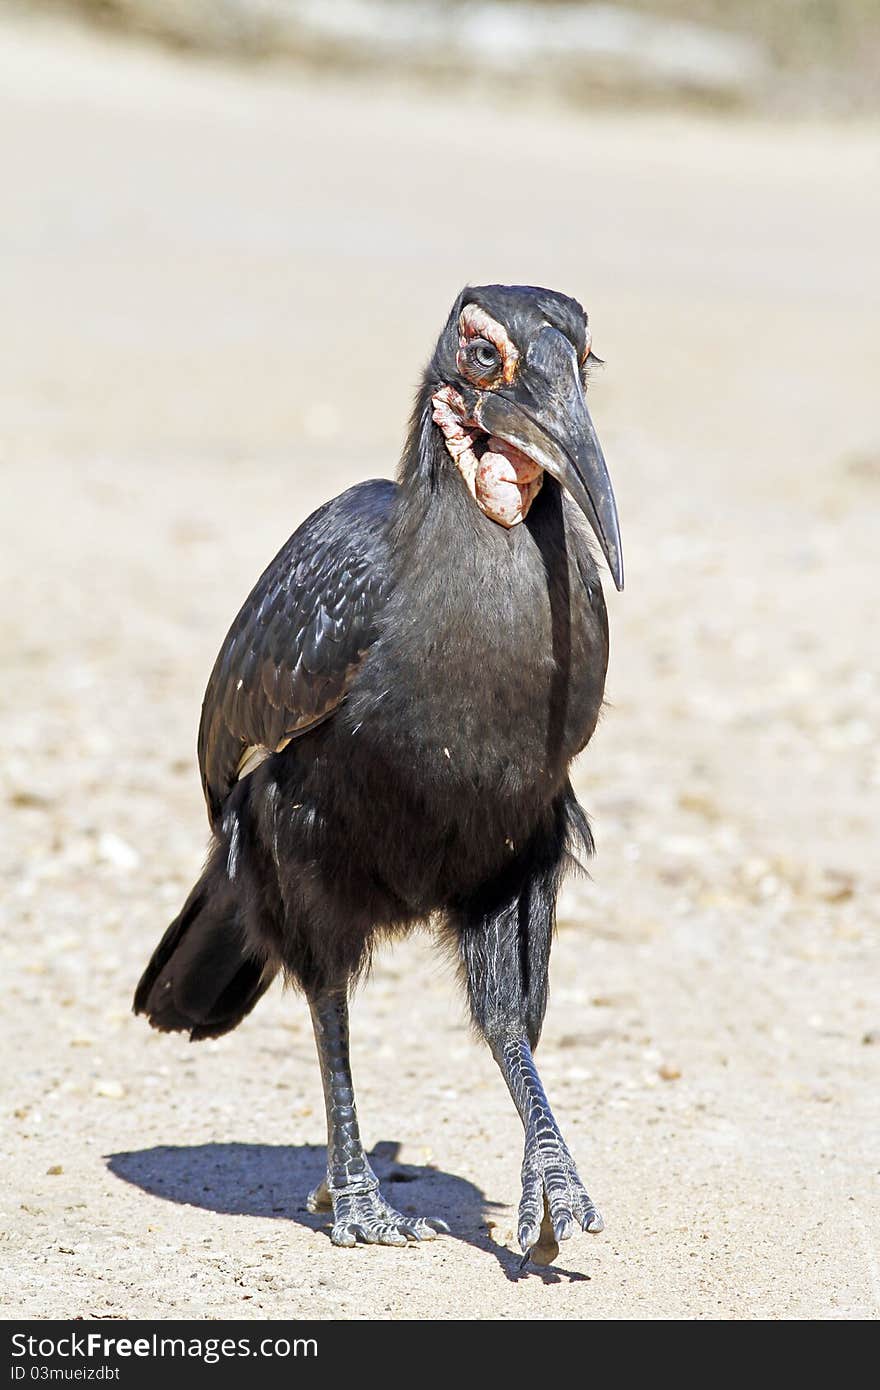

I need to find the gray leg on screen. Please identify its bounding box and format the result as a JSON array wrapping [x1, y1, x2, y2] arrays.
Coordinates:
[[492, 1032, 603, 1266], [456, 818, 604, 1266], [306, 988, 448, 1247]]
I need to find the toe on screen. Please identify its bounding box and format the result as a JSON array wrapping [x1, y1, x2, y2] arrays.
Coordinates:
[[518, 1218, 542, 1253], [517, 1175, 544, 1252], [375, 1225, 408, 1247], [307, 1181, 332, 1214], [527, 1197, 561, 1267], [573, 1190, 604, 1233], [330, 1223, 358, 1248], [401, 1220, 433, 1241], [401, 1216, 448, 1240]]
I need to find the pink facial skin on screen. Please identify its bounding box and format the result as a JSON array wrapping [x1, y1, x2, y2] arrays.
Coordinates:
[[431, 386, 543, 528], [431, 387, 481, 483], [476, 438, 543, 527], [457, 305, 520, 385]]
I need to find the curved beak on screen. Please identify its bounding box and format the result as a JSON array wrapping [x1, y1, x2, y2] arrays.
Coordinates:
[[472, 327, 624, 591]]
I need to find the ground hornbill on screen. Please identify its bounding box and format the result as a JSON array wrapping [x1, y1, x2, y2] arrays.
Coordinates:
[[135, 284, 624, 1265]]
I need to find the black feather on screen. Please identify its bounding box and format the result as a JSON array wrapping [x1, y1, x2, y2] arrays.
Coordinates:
[[138, 284, 610, 1039], [197, 479, 396, 827], [134, 846, 277, 1040]]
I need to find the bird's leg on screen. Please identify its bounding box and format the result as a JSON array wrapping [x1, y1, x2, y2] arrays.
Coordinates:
[[457, 830, 603, 1264], [490, 1030, 603, 1266], [306, 987, 448, 1247]]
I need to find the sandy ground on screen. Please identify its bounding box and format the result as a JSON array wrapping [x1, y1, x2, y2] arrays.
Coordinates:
[[1, 14, 879, 1321]]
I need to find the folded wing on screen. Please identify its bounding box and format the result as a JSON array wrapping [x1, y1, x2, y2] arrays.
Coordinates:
[[197, 478, 397, 826]]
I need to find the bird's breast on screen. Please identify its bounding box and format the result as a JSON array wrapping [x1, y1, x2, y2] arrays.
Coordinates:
[[343, 495, 608, 814]]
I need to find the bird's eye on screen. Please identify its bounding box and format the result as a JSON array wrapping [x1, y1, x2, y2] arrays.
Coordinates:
[[471, 340, 500, 372]]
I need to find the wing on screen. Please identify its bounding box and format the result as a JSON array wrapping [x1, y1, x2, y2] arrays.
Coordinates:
[[197, 478, 397, 826]]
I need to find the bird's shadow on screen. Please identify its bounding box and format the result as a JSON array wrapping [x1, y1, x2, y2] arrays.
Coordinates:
[[106, 1140, 589, 1283]]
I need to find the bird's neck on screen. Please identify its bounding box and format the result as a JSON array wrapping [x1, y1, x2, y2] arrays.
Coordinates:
[[392, 379, 454, 553], [392, 379, 556, 574]]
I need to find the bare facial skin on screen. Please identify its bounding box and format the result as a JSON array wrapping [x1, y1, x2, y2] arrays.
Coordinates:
[[457, 304, 520, 385], [431, 385, 544, 528], [476, 437, 543, 527]]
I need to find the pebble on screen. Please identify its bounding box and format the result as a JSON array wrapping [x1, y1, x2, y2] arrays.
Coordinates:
[[94, 1080, 125, 1099]]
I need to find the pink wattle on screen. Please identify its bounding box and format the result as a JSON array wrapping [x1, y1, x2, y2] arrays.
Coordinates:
[[475, 437, 543, 527]]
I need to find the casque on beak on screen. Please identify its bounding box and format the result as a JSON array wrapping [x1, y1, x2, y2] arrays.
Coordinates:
[[471, 326, 624, 591]]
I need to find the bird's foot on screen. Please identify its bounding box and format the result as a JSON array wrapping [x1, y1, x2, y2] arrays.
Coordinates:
[[307, 1176, 449, 1248], [518, 1131, 603, 1266]]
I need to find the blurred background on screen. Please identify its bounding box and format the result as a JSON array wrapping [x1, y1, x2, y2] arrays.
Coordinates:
[[21, 0, 880, 113], [1, 0, 878, 1320]]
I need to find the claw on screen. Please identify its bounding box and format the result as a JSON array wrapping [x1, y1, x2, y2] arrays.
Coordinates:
[[518, 1220, 542, 1253], [403, 1220, 432, 1241], [553, 1214, 575, 1242]]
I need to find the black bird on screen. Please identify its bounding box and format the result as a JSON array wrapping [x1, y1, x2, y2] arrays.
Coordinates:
[[135, 284, 623, 1263]]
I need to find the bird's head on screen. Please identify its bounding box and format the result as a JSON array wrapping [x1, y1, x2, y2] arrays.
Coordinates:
[[420, 283, 623, 591]]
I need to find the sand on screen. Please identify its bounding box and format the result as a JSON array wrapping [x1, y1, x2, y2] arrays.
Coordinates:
[[1, 13, 878, 1320]]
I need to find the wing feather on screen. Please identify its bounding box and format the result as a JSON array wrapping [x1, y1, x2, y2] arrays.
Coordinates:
[[197, 478, 397, 825]]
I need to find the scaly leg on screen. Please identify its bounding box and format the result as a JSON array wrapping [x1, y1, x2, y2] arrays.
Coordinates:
[[456, 795, 603, 1265], [306, 988, 448, 1247], [492, 1031, 603, 1264]]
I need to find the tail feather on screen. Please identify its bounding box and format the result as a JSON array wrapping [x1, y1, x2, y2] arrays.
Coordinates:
[[134, 862, 277, 1041]]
